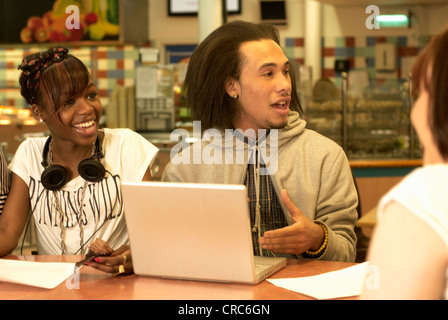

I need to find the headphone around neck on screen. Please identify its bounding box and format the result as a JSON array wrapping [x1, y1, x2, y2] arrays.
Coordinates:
[[41, 136, 106, 191]]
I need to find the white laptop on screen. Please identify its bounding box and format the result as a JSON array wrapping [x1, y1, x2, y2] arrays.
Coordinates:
[[121, 181, 286, 284]]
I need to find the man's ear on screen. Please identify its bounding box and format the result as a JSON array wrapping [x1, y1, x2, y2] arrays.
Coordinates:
[[225, 78, 240, 99]]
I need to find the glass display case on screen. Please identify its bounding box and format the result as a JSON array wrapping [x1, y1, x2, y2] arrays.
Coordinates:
[[304, 76, 421, 160]]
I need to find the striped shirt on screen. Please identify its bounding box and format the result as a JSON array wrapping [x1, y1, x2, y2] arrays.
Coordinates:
[[244, 160, 298, 259], [0, 149, 10, 215]]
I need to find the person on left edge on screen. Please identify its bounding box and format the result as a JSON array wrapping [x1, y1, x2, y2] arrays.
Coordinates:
[[0, 148, 10, 215], [0, 47, 158, 275]]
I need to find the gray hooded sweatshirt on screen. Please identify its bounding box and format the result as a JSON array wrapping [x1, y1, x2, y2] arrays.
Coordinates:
[[162, 111, 358, 262]]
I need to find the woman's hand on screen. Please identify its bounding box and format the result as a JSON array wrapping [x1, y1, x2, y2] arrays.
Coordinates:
[[87, 245, 133, 275]]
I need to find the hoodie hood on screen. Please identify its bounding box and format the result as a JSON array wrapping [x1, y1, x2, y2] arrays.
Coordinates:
[[186, 111, 307, 177], [169, 110, 306, 175], [278, 111, 306, 145], [205, 110, 306, 149]]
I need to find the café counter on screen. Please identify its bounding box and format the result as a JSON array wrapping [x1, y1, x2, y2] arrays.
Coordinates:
[[351, 158, 422, 230]]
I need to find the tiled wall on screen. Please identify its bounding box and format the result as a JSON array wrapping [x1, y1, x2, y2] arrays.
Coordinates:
[[0, 45, 141, 108], [1, 36, 428, 108], [284, 34, 428, 87], [284, 37, 305, 67]]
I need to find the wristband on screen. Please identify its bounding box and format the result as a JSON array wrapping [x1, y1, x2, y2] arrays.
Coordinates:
[[303, 221, 328, 258]]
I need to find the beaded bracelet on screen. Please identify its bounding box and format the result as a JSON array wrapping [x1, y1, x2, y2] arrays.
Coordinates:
[[303, 221, 328, 258]]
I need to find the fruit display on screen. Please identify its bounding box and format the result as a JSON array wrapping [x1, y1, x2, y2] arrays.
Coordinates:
[[20, 0, 120, 43]]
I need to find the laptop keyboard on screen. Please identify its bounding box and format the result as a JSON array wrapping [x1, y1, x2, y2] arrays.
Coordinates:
[[255, 263, 274, 277]]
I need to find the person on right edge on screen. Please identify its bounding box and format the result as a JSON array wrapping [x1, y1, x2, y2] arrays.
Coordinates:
[[361, 26, 448, 299], [162, 21, 358, 262]]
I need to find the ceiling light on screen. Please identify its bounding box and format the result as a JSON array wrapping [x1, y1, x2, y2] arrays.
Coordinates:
[[377, 13, 410, 28]]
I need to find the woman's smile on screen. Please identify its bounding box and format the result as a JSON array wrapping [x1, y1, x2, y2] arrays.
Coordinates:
[[72, 119, 97, 135]]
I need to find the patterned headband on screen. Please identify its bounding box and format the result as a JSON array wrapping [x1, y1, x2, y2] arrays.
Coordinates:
[[18, 47, 70, 105]]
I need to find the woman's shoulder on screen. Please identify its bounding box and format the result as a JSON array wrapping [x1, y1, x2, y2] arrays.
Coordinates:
[[395, 164, 448, 191], [102, 128, 148, 143], [9, 137, 47, 173], [102, 128, 134, 138], [381, 164, 448, 201], [102, 128, 157, 156], [379, 164, 448, 240], [16, 136, 47, 153]]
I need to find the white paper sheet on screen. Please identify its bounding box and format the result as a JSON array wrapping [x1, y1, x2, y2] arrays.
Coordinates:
[[0, 259, 77, 289], [267, 262, 368, 300]]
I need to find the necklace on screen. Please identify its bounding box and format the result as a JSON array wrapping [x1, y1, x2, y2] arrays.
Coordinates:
[[49, 139, 95, 255], [53, 180, 88, 254]]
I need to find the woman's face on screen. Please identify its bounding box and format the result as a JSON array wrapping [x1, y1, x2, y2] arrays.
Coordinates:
[[42, 81, 102, 147]]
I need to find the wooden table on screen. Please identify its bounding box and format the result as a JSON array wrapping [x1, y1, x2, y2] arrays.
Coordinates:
[[0, 255, 358, 300]]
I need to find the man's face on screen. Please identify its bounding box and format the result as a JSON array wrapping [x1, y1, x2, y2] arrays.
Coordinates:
[[229, 39, 292, 133]]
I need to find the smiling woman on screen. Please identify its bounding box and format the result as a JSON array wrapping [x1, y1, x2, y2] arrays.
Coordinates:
[[19, 48, 102, 156], [0, 47, 159, 277]]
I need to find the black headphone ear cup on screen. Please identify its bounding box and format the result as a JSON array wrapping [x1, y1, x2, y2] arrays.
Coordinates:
[[41, 165, 68, 191], [78, 159, 106, 183]]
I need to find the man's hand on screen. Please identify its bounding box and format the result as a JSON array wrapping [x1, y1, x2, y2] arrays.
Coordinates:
[[258, 189, 324, 255]]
